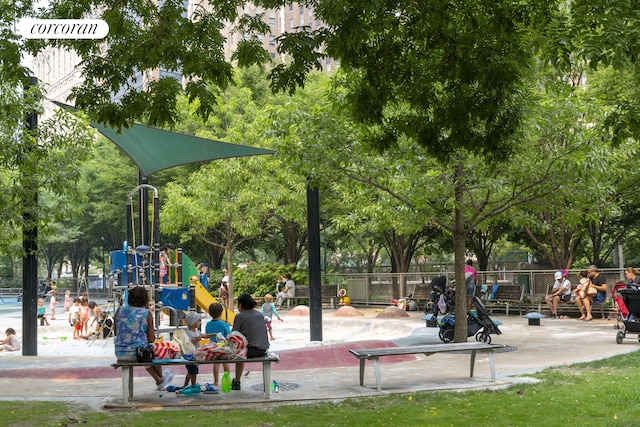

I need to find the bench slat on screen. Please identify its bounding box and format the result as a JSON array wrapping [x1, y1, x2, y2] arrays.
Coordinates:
[[349, 342, 503, 391], [349, 342, 503, 359], [113, 353, 279, 404], [112, 354, 279, 368]]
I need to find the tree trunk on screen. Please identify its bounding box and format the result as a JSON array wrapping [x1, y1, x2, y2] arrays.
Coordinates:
[[453, 163, 469, 343]]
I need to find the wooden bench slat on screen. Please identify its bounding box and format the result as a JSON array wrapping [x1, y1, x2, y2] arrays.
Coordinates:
[[481, 284, 525, 315]]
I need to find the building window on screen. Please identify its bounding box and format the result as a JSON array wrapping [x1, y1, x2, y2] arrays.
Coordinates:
[[269, 17, 275, 31], [289, 18, 294, 31]]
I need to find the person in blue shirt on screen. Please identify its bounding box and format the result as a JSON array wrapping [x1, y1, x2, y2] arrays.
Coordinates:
[[198, 262, 210, 291], [205, 303, 230, 387]]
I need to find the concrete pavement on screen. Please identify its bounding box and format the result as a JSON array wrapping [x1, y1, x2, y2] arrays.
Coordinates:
[[0, 307, 637, 411]]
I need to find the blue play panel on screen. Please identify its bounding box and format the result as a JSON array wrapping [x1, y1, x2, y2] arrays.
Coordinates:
[[159, 287, 190, 311]]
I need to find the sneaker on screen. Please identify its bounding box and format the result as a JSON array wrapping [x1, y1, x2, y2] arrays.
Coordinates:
[[203, 383, 218, 394], [166, 385, 182, 393], [231, 379, 241, 390], [157, 371, 175, 391]]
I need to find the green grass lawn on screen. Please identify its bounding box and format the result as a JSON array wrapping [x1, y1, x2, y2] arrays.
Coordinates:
[[4, 350, 640, 426]]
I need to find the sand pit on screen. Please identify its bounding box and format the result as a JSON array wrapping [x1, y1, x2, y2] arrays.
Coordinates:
[[0, 301, 426, 357]]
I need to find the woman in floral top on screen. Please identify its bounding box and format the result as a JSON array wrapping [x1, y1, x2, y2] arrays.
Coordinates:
[[114, 286, 174, 390]]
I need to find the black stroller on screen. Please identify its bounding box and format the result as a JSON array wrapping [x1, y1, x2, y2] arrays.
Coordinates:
[[424, 276, 455, 327], [615, 285, 640, 344], [426, 276, 501, 344]]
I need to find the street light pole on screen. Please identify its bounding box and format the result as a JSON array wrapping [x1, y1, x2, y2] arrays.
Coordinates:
[[101, 236, 106, 291]]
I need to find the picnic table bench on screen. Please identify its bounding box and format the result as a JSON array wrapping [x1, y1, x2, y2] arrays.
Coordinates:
[[348, 342, 505, 392], [112, 353, 280, 404]]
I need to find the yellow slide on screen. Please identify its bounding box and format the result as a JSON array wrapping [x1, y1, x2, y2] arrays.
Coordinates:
[[190, 276, 235, 326]]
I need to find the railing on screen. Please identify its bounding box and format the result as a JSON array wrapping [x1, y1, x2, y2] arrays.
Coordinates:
[[322, 268, 625, 309], [0, 288, 22, 297]]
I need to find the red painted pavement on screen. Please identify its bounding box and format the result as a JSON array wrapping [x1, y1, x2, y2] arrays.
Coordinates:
[[0, 340, 415, 379]]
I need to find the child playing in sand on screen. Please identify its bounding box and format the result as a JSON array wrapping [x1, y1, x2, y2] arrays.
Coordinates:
[[64, 289, 71, 313], [37, 298, 50, 326], [68, 297, 81, 339], [89, 301, 103, 338], [0, 328, 20, 352], [205, 303, 230, 387], [49, 290, 59, 320], [79, 299, 91, 336], [260, 294, 282, 341]]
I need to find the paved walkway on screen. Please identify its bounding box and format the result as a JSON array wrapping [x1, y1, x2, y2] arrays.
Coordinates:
[[0, 309, 636, 411]]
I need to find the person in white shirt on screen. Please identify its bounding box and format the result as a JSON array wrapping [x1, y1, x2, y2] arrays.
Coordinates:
[[545, 270, 572, 318], [275, 274, 296, 309]]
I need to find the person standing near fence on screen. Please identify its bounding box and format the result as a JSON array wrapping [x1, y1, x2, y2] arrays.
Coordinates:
[[465, 259, 477, 311]]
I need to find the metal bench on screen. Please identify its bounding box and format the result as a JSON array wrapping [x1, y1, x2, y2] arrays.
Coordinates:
[[348, 342, 505, 392], [112, 353, 280, 404]]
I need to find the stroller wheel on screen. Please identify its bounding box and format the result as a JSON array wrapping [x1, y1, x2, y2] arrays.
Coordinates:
[[475, 332, 491, 344], [616, 331, 624, 344], [440, 328, 454, 343]]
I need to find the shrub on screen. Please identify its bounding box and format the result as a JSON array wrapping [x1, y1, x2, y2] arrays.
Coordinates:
[[231, 262, 307, 298]]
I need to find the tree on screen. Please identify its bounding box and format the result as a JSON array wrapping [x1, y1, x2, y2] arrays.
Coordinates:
[[267, 0, 557, 342]]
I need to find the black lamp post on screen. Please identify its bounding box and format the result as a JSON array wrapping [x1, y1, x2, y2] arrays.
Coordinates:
[[101, 236, 106, 291]]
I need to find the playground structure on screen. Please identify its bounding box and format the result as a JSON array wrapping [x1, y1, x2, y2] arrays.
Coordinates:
[[106, 184, 234, 334]]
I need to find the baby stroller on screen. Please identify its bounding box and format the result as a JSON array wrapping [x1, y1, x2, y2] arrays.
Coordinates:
[[612, 281, 629, 329], [424, 276, 455, 327], [438, 296, 502, 344], [615, 284, 640, 344]]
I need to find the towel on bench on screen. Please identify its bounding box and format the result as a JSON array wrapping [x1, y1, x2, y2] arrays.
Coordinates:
[[195, 331, 248, 361]]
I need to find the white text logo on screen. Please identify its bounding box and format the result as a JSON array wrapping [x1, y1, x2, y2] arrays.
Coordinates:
[[17, 19, 109, 39]]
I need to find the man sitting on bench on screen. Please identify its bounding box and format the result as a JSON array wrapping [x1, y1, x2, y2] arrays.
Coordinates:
[[275, 274, 295, 309], [545, 270, 572, 319]]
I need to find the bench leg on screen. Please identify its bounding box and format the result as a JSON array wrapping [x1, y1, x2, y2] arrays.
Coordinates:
[[488, 350, 496, 382], [470, 350, 496, 382], [358, 358, 366, 387], [262, 361, 271, 399], [122, 366, 133, 404], [372, 357, 382, 392], [469, 350, 476, 378]]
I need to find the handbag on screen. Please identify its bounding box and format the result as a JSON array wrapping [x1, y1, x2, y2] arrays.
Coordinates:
[[136, 344, 154, 363]]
